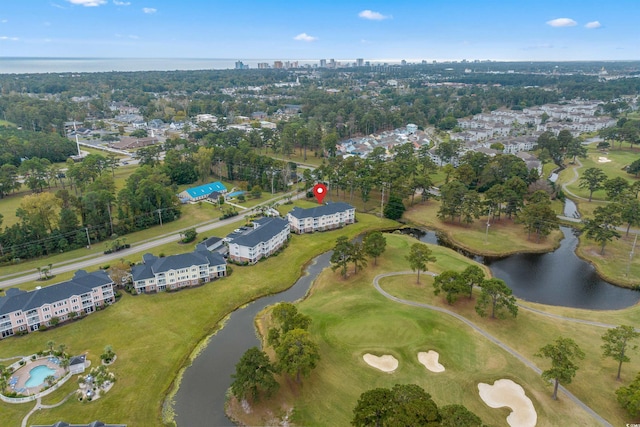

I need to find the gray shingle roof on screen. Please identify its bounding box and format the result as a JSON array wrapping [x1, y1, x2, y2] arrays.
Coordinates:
[[131, 248, 226, 281], [229, 217, 289, 248], [0, 271, 113, 316], [287, 202, 355, 220]]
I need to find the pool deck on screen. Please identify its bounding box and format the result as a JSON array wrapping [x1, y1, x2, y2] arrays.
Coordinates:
[[10, 359, 66, 396]]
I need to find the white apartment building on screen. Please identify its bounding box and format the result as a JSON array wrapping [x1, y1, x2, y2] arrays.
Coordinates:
[[287, 202, 356, 234], [227, 217, 290, 264], [131, 245, 226, 294]]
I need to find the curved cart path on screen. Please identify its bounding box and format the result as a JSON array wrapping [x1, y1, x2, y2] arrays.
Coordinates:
[[21, 391, 76, 427], [373, 271, 612, 427]]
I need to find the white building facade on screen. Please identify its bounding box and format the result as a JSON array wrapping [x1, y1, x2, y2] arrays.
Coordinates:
[[287, 202, 356, 234], [227, 217, 290, 264]]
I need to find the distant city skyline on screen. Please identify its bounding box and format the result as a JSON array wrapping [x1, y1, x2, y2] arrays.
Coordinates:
[[0, 0, 639, 61]]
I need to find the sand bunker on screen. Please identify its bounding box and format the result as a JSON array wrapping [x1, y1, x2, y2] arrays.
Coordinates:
[[417, 351, 445, 373], [363, 353, 398, 373], [478, 379, 537, 427], [598, 156, 612, 163]]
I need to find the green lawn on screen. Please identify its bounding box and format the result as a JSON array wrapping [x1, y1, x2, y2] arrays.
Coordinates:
[[0, 119, 16, 127], [561, 144, 640, 202], [231, 234, 605, 427], [257, 149, 326, 168], [371, 239, 640, 427], [0, 213, 398, 427], [575, 232, 640, 288], [403, 202, 564, 257]]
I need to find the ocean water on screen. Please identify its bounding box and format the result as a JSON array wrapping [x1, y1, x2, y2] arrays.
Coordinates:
[[0, 57, 331, 74]]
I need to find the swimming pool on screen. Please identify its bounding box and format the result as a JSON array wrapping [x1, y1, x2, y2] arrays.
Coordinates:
[[227, 191, 244, 198], [25, 365, 56, 388]]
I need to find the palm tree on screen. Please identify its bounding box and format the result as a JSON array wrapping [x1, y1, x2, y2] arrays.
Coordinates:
[[46, 340, 56, 354], [44, 375, 56, 387]]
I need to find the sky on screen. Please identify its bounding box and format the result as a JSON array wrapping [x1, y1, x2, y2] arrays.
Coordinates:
[[0, 0, 639, 61]]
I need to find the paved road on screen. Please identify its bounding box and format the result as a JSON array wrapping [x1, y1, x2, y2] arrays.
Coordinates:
[[0, 191, 305, 290], [372, 271, 612, 427]]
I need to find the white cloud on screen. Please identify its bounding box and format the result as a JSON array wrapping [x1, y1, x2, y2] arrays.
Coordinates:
[[0, 36, 19, 41], [358, 10, 391, 21], [585, 21, 602, 29], [1, 19, 8, 24], [66, 0, 107, 6], [142, 7, 157, 14], [546, 18, 577, 27], [293, 33, 317, 42], [113, 0, 131, 5]]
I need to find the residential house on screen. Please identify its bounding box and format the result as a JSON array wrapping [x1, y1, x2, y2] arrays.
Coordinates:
[[287, 202, 356, 234], [0, 270, 115, 339], [130, 246, 226, 294], [178, 181, 227, 203], [227, 217, 290, 264]]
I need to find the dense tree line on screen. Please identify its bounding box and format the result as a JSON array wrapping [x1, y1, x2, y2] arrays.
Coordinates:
[[0, 153, 180, 262], [0, 128, 77, 167], [352, 383, 483, 427]]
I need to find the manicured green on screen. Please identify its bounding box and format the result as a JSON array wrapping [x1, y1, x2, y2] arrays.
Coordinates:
[[377, 244, 640, 426], [232, 234, 601, 426], [561, 144, 640, 202], [0, 213, 397, 427]]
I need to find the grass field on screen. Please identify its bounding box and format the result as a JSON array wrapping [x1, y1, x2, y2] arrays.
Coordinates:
[[231, 234, 614, 426], [0, 212, 398, 427], [575, 232, 640, 288], [0, 119, 16, 127], [403, 201, 564, 257], [561, 144, 640, 202]]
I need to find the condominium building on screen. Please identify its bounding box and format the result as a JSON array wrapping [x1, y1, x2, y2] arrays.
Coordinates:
[[227, 217, 290, 264], [131, 246, 226, 294], [0, 270, 115, 339], [287, 202, 355, 234]]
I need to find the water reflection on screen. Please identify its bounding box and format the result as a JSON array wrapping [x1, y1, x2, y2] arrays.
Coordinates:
[[416, 226, 640, 309]]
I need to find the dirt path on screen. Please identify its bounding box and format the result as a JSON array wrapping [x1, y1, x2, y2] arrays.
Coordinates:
[[372, 271, 612, 427]]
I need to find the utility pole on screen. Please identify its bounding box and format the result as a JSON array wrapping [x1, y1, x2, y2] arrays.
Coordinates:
[[157, 209, 163, 227], [380, 182, 387, 218], [485, 206, 492, 244], [627, 233, 638, 277], [85, 227, 91, 248]]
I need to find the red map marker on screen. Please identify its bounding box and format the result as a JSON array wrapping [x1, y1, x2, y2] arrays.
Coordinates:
[[312, 183, 327, 204]]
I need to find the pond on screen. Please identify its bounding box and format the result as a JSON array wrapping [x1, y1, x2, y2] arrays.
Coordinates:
[[175, 226, 640, 426], [414, 227, 640, 310], [173, 252, 332, 427]]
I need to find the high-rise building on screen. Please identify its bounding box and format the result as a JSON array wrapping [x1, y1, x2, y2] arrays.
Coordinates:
[[257, 62, 270, 69], [356, 58, 364, 67], [273, 61, 283, 69], [319, 59, 327, 67], [235, 61, 245, 70]]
